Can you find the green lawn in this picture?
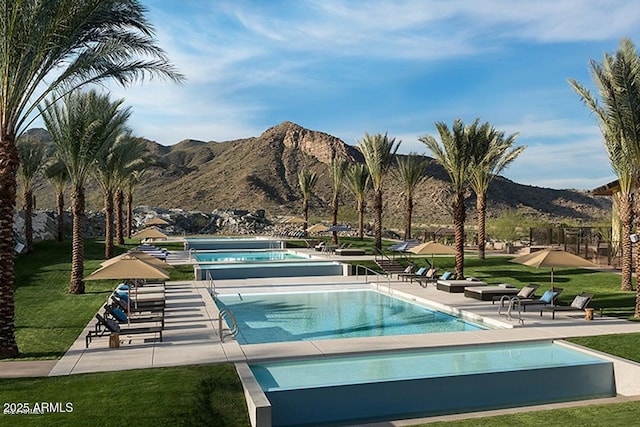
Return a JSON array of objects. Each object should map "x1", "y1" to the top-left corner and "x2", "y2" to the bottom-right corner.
[{"x1": 4, "y1": 237, "x2": 640, "y2": 425}]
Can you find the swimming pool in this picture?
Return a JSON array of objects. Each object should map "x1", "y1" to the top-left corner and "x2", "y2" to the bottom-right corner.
[
  {"x1": 196, "y1": 261, "x2": 345, "y2": 280},
  {"x1": 193, "y1": 250, "x2": 309, "y2": 263},
  {"x1": 184, "y1": 237, "x2": 284, "y2": 250},
  {"x1": 247, "y1": 341, "x2": 615, "y2": 426},
  {"x1": 216, "y1": 289, "x2": 485, "y2": 344}
]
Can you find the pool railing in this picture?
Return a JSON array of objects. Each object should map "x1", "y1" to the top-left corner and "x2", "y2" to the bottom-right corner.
[{"x1": 354, "y1": 264, "x2": 392, "y2": 295}]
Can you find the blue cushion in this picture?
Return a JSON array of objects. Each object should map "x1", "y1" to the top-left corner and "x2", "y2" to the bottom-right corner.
[
  {"x1": 116, "y1": 290, "x2": 129, "y2": 300},
  {"x1": 112, "y1": 307, "x2": 128, "y2": 322},
  {"x1": 118, "y1": 283, "x2": 129, "y2": 291},
  {"x1": 441, "y1": 271, "x2": 452, "y2": 280},
  {"x1": 539, "y1": 290, "x2": 558, "y2": 304},
  {"x1": 415, "y1": 267, "x2": 426, "y2": 275}
]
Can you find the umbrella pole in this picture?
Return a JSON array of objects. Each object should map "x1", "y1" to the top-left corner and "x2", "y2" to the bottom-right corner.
[{"x1": 551, "y1": 267, "x2": 555, "y2": 307}]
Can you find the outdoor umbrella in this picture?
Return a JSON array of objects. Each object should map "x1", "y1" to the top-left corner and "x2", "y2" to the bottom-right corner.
[
  {"x1": 131, "y1": 227, "x2": 168, "y2": 240},
  {"x1": 144, "y1": 217, "x2": 169, "y2": 226},
  {"x1": 408, "y1": 241, "x2": 457, "y2": 268},
  {"x1": 324, "y1": 224, "x2": 352, "y2": 245},
  {"x1": 389, "y1": 240, "x2": 421, "y2": 252},
  {"x1": 306, "y1": 223, "x2": 329, "y2": 233},
  {"x1": 510, "y1": 248, "x2": 596, "y2": 292},
  {"x1": 282, "y1": 216, "x2": 306, "y2": 224},
  {"x1": 101, "y1": 250, "x2": 173, "y2": 270},
  {"x1": 86, "y1": 255, "x2": 170, "y2": 320}
]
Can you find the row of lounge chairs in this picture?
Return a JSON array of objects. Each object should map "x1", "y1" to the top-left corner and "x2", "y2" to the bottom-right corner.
[{"x1": 85, "y1": 283, "x2": 166, "y2": 348}]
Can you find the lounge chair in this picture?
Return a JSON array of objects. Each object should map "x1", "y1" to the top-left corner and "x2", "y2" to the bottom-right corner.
[
  {"x1": 416, "y1": 268, "x2": 439, "y2": 287},
  {"x1": 86, "y1": 313, "x2": 163, "y2": 348},
  {"x1": 398, "y1": 265, "x2": 423, "y2": 281},
  {"x1": 512, "y1": 287, "x2": 564, "y2": 312},
  {"x1": 103, "y1": 304, "x2": 164, "y2": 328},
  {"x1": 492, "y1": 283, "x2": 540, "y2": 305},
  {"x1": 540, "y1": 292, "x2": 594, "y2": 319},
  {"x1": 111, "y1": 294, "x2": 165, "y2": 314}
]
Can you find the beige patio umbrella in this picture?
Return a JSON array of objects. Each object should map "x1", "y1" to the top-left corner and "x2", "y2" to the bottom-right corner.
[
  {"x1": 144, "y1": 217, "x2": 169, "y2": 226},
  {"x1": 307, "y1": 223, "x2": 329, "y2": 233},
  {"x1": 510, "y1": 248, "x2": 597, "y2": 292},
  {"x1": 408, "y1": 241, "x2": 457, "y2": 268},
  {"x1": 101, "y1": 250, "x2": 173, "y2": 270},
  {"x1": 131, "y1": 227, "x2": 168, "y2": 240},
  {"x1": 282, "y1": 216, "x2": 306, "y2": 224},
  {"x1": 86, "y1": 255, "x2": 169, "y2": 321}
]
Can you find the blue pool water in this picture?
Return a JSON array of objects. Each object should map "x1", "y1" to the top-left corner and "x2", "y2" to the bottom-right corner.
[
  {"x1": 216, "y1": 290, "x2": 485, "y2": 344},
  {"x1": 250, "y1": 341, "x2": 616, "y2": 426},
  {"x1": 193, "y1": 250, "x2": 308, "y2": 263},
  {"x1": 185, "y1": 237, "x2": 283, "y2": 250},
  {"x1": 196, "y1": 261, "x2": 344, "y2": 280}
]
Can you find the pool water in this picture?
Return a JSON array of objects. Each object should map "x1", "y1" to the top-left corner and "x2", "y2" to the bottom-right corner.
[
  {"x1": 216, "y1": 289, "x2": 485, "y2": 344},
  {"x1": 193, "y1": 250, "x2": 308, "y2": 263}
]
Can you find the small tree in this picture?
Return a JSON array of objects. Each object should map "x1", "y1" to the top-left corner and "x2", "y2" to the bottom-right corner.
[
  {"x1": 298, "y1": 168, "x2": 318, "y2": 234},
  {"x1": 393, "y1": 153, "x2": 430, "y2": 240},
  {"x1": 344, "y1": 163, "x2": 370, "y2": 240},
  {"x1": 45, "y1": 159, "x2": 68, "y2": 242},
  {"x1": 329, "y1": 158, "x2": 347, "y2": 244}
]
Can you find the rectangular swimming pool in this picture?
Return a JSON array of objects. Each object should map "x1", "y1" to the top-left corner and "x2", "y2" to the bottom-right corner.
[
  {"x1": 216, "y1": 289, "x2": 486, "y2": 344},
  {"x1": 249, "y1": 341, "x2": 615, "y2": 426},
  {"x1": 196, "y1": 261, "x2": 345, "y2": 280},
  {"x1": 185, "y1": 237, "x2": 284, "y2": 250},
  {"x1": 193, "y1": 250, "x2": 309, "y2": 263}
]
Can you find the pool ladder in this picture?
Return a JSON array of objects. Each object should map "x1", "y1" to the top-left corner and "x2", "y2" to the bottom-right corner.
[
  {"x1": 497, "y1": 295, "x2": 524, "y2": 325},
  {"x1": 218, "y1": 308, "x2": 239, "y2": 342}
]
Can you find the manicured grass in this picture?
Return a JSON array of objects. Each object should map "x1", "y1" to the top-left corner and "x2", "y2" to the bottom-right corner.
[
  {"x1": 568, "y1": 333, "x2": 640, "y2": 363},
  {"x1": 0, "y1": 364, "x2": 250, "y2": 426}
]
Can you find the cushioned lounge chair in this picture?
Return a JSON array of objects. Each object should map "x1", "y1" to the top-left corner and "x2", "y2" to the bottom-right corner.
[
  {"x1": 398, "y1": 266, "x2": 424, "y2": 281},
  {"x1": 103, "y1": 304, "x2": 164, "y2": 328},
  {"x1": 513, "y1": 287, "x2": 564, "y2": 312},
  {"x1": 416, "y1": 268, "x2": 439, "y2": 287},
  {"x1": 111, "y1": 294, "x2": 165, "y2": 315},
  {"x1": 86, "y1": 313, "x2": 163, "y2": 348},
  {"x1": 539, "y1": 292, "x2": 594, "y2": 319},
  {"x1": 492, "y1": 283, "x2": 540, "y2": 305}
]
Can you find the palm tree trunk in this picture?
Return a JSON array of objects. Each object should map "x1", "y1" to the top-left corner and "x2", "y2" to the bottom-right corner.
[
  {"x1": 104, "y1": 189, "x2": 114, "y2": 259},
  {"x1": 453, "y1": 191, "x2": 466, "y2": 279},
  {"x1": 0, "y1": 134, "x2": 20, "y2": 358},
  {"x1": 23, "y1": 189, "x2": 33, "y2": 254},
  {"x1": 70, "y1": 185, "x2": 85, "y2": 294},
  {"x1": 115, "y1": 188, "x2": 124, "y2": 245},
  {"x1": 374, "y1": 188, "x2": 383, "y2": 250},
  {"x1": 477, "y1": 193, "x2": 486, "y2": 260},
  {"x1": 302, "y1": 198, "x2": 309, "y2": 237},
  {"x1": 357, "y1": 199, "x2": 364, "y2": 240},
  {"x1": 331, "y1": 195, "x2": 338, "y2": 244},
  {"x1": 126, "y1": 190, "x2": 133, "y2": 239},
  {"x1": 404, "y1": 196, "x2": 413, "y2": 240},
  {"x1": 620, "y1": 194, "x2": 633, "y2": 291},
  {"x1": 56, "y1": 191, "x2": 64, "y2": 242}
]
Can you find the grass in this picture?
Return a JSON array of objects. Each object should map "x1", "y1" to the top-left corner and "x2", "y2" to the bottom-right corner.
[{"x1": 5, "y1": 236, "x2": 640, "y2": 425}]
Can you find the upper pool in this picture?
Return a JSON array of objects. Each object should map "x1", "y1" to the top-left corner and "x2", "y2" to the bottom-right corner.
[
  {"x1": 184, "y1": 237, "x2": 284, "y2": 251},
  {"x1": 193, "y1": 250, "x2": 309, "y2": 263},
  {"x1": 216, "y1": 289, "x2": 485, "y2": 344}
]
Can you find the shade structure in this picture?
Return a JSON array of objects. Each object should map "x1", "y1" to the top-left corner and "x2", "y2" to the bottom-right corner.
[
  {"x1": 408, "y1": 241, "x2": 457, "y2": 268},
  {"x1": 101, "y1": 250, "x2": 173, "y2": 270},
  {"x1": 282, "y1": 216, "x2": 306, "y2": 224},
  {"x1": 307, "y1": 223, "x2": 329, "y2": 233},
  {"x1": 325, "y1": 224, "x2": 351, "y2": 233},
  {"x1": 144, "y1": 217, "x2": 169, "y2": 226},
  {"x1": 131, "y1": 227, "x2": 168, "y2": 240},
  {"x1": 86, "y1": 255, "x2": 170, "y2": 281},
  {"x1": 510, "y1": 248, "x2": 597, "y2": 291}
]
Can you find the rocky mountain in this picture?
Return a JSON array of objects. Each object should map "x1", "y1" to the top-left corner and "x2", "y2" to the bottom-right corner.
[{"x1": 24, "y1": 121, "x2": 611, "y2": 227}]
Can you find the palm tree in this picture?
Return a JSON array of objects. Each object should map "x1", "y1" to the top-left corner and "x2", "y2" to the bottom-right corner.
[
  {"x1": 0, "y1": 0, "x2": 183, "y2": 359},
  {"x1": 45, "y1": 159, "x2": 69, "y2": 242},
  {"x1": 114, "y1": 138, "x2": 148, "y2": 245},
  {"x1": 125, "y1": 169, "x2": 147, "y2": 239},
  {"x1": 330, "y1": 158, "x2": 347, "y2": 244},
  {"x1": 420, "y1": 119, "x2": 478, "y2": 279},
  {"x1": 298, "y1": 168, "x2": 318, "y2": 234},
  {"x1": 41, "y1": 90, "x2": 130, "y2": 294},
  {"x1": 16, "y1": 136, "x2": 49, "y2": 253},
  {"x1": 569, "y1": 38, "x2": 640, "y2": 295},
  {"x1": 393, "y1": 153, "x2": 430, "y2": 240},
  {"x1": 344, "y1": 163, "x2": 370, "y2": 240},
  {"x1": 469, "y1": 126, "x2": 524, "y2": 260},
  {"x1": 356, "y1": 133, "x2": 400, "y2": 250}
]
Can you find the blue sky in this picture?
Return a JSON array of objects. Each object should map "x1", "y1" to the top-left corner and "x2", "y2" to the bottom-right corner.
[{"x1": 103, "y1": 0, "x2": 640, "y2": 190}]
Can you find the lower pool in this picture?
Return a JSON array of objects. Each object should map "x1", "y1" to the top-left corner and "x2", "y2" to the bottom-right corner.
[
  {"x1": 249, "y1": 341, "x2": 615, "y2": 426},
  {"x1": 216, "y1": 289, "x2": 485, "y2": 344}
]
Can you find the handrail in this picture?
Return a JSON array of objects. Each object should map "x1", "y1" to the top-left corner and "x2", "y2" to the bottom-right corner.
[
  {"x1": 354, "y1": 264, "x2": 392, "y2": 295},
  {"x1": 218, "y1": 308, "x2": 239, "y2": 342},
  {"x1": 497, "y1": 295, "x2": 524, "y2": 325},
  {"x1": 189, "y1": 248, "x2": 196, "y2": 262},
  {"x1": 206, "y1": 270, "x2": 217, "y2": 300}
]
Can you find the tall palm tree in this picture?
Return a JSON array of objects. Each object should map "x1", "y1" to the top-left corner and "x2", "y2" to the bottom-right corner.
[
  {"x1": 114, "y1": 137, "x2": 148, "y2": 245},
  {"x1": 469, "y1": 126, "x2": 524, "y2": 260},
  {"x1": 298, "y1": 168, "x2": 318, "y2": 234},
  {"x1": 344, "y1": 163, "x2": 370, "y2": 240},
  {"x1": 569, "y1": 38, "x2": 640, "y2": 295},
  {"x1": 356, "y1": 133, "x2": 400, "y2": 250},
  {"x1": 16, "y1": 136, "x2": 49, "y2": 253},
  {"x1": 330, "y1": 158, "x2": 347, "y2": 244},
  {"x1": 41, "y1": 90, "x2": 130, "y2": 294},
  {"x1": 125, "y1": 169, "x2": 147, "y2": 239},
  {"x1": 0, "y1": 0, "x2": 182, "y2": 359},
  {"x1": 45, "y1": 159, "x2": 69, "y2": 242},
  {"x1": 94, "y1": 127, "x2": 136, "y2": 260},
  {"x1": 393, "y1": 153, "x2": 430, "y2": 240},
  {"x1": 420, "y1": 119, "x2": 478, "y2": 279}
]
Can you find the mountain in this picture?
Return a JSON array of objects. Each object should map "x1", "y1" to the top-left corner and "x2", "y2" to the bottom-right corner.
[{"x1": 25, "y1": 122, "x2": 611, "y2": 226}]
